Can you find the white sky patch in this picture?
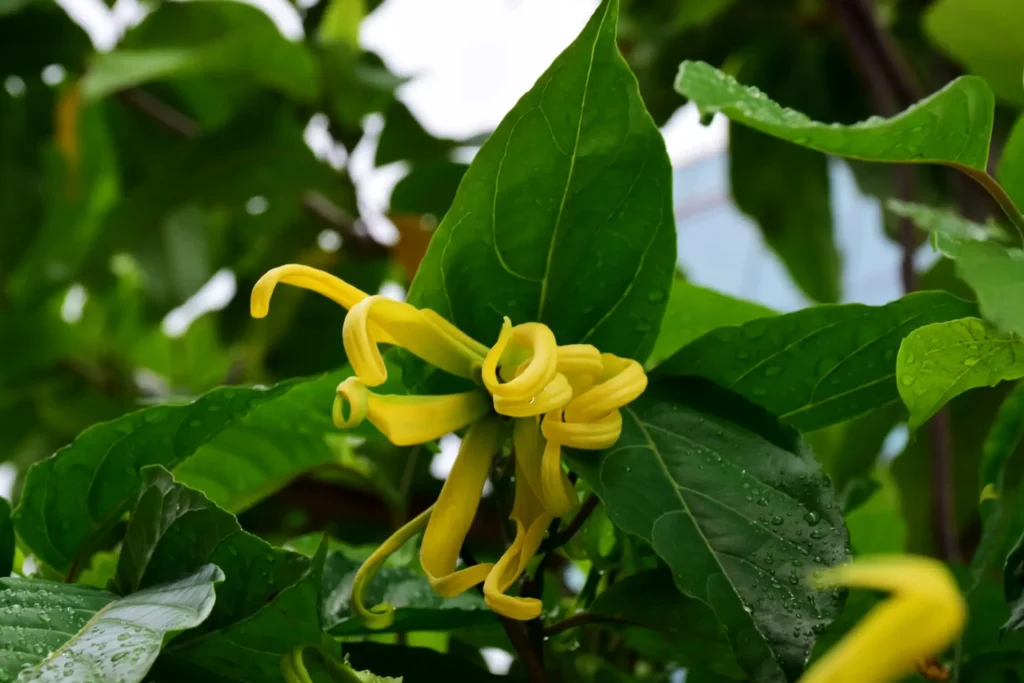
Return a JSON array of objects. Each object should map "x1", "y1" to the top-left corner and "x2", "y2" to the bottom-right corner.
[
  {"x1": 245, "y1": 195, "x2": 269, "y2": 216},
  {"x1": 0, "y1": 463, "x2": 17, "y2": 500},
  {"x1": 480, "y1": 648, "x2": 513, "y2": 676},
  {"x1": 662, "y1": 104, "x2": 728, "y2": 167},
  {"x1": 304, "y1": 113, "x2": 349, "y2": 170},
  {"x1": 429, "y1": 433, "x2": 492, "y2": 497},
  {"x1": 317, "y1": 229, "x2": 343, "y2": 253},
  {"x1": 161, "y1": 268, "x2": 237, "y2": 338},
  {"x1": 563, "y1": 564, "x2": 587, "y2": 593},
  {"x1": 377, "y1": 281, "x2": 406, "y2": 302},
  {"x1": 41, "y1": 64, "x2": 66, "y2": 87},
  {"x1": 879, "y1": 424, "x2": 910, "y2": 465},
  {"x1": 60, "y1": 283, "x2": 88, "y2": 323},
  {"x1": 3, "y1": 76, "x2": 26, "y2": 98}
]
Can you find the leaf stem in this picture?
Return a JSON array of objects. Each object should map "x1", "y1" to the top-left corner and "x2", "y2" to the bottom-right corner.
[
  {"x1": 961, "y1": 168, "x2": 1024, "y2": 242},
  {"x1": 543, "y1": 612, "x2": 632, "y2": 637},
  {"x1": 538, "y1": 494, "x2": 600, "y2": 553}
]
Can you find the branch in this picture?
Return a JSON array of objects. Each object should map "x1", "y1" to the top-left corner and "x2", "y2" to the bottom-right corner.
[
  {"x1": 539, "y1": 494, "x2": 600, "y2": 553},
  {"x1": 543, "y1": 612, "x2": 632, "y2": 637}
]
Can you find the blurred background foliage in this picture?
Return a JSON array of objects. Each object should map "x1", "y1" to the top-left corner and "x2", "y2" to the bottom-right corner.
[{"x1": 1, "y1": 0, "x2": 1024, "y2": 677}]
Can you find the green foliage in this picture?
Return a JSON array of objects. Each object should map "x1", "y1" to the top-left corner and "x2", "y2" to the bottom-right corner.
[
  {"x1": 656, "y1": 291, "x2": 975, "y2": 431},
  {"x1": 569, "y1": 381, "x2": 849, "y2": 682},
  {"x1": 6, "y1": 0, "x2": 1024, "y2": 679},
  {"x1": 676, "y1": 61, "x2": 994, "y2": 171},
  {"x1": 408, "y1": 0, "x2": 676, "y2": 363},
  {"x1": 0, "y1": 565, "x2": 222, "y2": 682},
  {"x1": 897, "y1": 318, "x2": 1024, "y2": 428}
]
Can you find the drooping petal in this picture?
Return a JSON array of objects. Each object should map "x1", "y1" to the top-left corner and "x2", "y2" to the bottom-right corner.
[
  {"x1": 800, "y1": 556, "x2": 965, "y2": 683},
  {"x1": 252, "y1": 264, "x2": 370, "y2": 319},
  {"x1": 482, "y1": 318, "x2": 558, "y2": 403},
  {"x1": 350, "y1": 507, "x2": 433, "y2": 629},
  {"x1": 421, "y1": 416, "x2": 505, "y2": 597},
  {"x1": 538, "y1": 413, "x2": 578, "y2": 517},
  {"x1": 344, "y1": 295, "x2": 486, "y2": 385},
  {"x1": 483, "y1": 433, "x2": 552, "y2": 620},
  {"x1": 334, "y1": 376, "x2": 488, "y2": 446}
]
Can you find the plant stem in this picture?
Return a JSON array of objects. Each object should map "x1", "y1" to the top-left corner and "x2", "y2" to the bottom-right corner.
[
  {"x1": 929, "y1": 408, "x2": 963, "y2": 562},
  {"x1": 543, "y1": 612, "x2": 632, "y2": 637},
  {"x1": 539, "y1": 494, "x2": 600, "y2": 553},
  {"x1": 961, "y1": 167, "x2": 1024, "y2": 242}
]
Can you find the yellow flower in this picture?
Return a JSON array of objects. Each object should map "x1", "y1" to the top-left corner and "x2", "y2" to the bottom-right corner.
[
  {"x1": 252, "y1": 264, "x2": 648, "y2": 624},
  {"x1": 801, "y1": 556, "x2": 965, "y2": 683}
]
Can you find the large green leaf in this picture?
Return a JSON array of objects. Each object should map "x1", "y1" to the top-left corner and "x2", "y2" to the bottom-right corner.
[
  {"x1": 81, "y1": 1, "x2": 317, "y2": 102},
  {"x1": 569, "y1": 381, "x2": 850, "y2": 682},
  {"x1": 1005, "y1": 533, "x2": 1024, "y2": 632},
  {"x1": 953, "y1": 241, "x2": 1024, "y2": 338},
  {"x1": 730, "y1": 123, "x2": 838, "y2": 304},
  {"x1": 897, "y1": 318, "x2": 1024, "y2": 428},
  {"x1": 322, "y1": 544, "x2": 493, "y2": 635},
  {"x1": 655, "y1": 291, "x2": 976, "y2": 432},
  {"x1": 0, "y1": 565, "x2": 222, "y2": 682},
  {"x1": 0, "y1": 498, "x2": 12, "y2": 578},
  {"x1": 587, "y1": 568, "x2": 744, "y2": 678},
  {"x1": 675, "y1": 61, "x2": 994, "y2": 172},
  {"x1": 113, "y1": 467, "x2": 309, "y2": 628},
  {"x1": 408, "y1": 0, "x2": 676, "y2": 362},
  {"x1": 925, "y1": 0, "x2": 1024, "y2": 106},
  {"x1": 342, "y1": 643, "x2": 505, "y2": 683},
  {"x1": 13, "y1": 367, "x2": 369, "y2": 574},
  {"x1": 1001, "y1": 117, "x2": 1024, "y2": 209},
  {"x1": 157, "y1": 545, "x2": 328, "y2": 682},
  {"x1": 646, "y1": 279, "x2": 775, "y2": 370}
]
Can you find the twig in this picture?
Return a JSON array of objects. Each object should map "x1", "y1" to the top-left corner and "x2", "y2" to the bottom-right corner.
[
  {"x1": 542, "y1": 612, "x2": 632, "y2": 637},
  {"x1": 929, "y1": 408, "x2": 962, "y2": 562},
  {"x1": 539, "y1": 494, "x2": 600, "y2": 553}
]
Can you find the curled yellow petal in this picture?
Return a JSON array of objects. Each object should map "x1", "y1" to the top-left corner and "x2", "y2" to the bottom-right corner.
[
  {"x1": 801, "y1": 556, "x2": 965, "y2": 683},
  {"x1": 344, "y1": 296, "x2": 486, "y2": 386},
  {"x1": 351, "y1": 507, "x2": 432, "y2": 630},
  {"x1": 334, "y1": 376, "x2": 488, "y2": 446},
  {"x1": 492, "y1": 372, "x2": 573, "y2": 418},
  {"x1": 513, "y1": 417, "x2": 545, "y2": 498},
  {"x1": 421, "y1": 416, "x2": 504, "y2": 597},
  {"x1": 484, "y1": 438, "x2": 551, "y2": 620},
  {"x1": 482, "y1": 318, "x2": 558, "y2": 401},
  {"x1": 542, "y1": 409, "x2": 622, "y2": 450},
  {"x1": 251, "y1": 264, "x2": 370, "y2": 319},
  {"x1": 564, "y1": 355, "x2": 647, "y2": 423}
]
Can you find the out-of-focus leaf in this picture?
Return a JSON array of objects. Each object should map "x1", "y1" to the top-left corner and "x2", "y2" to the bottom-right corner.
[
  {"x1": 0, "y1": 498, "x2": 12, "y2": 578},
  {"x1": 321, "y1": 542, "x2": 493, "y2": 635},
  {"x1": 655, "y1": 291, "x2": 976, "y2": 432},
  {"x1": 887, "y1": 199, "x2": 1005, "y2": 245},
  {"x1": 342, "y1": 643, "x2": 506, "y2": 683},
  {"x1": 376, "y1": 101, "x2": 455, "y2": 167},
  {"x1": 13, "y1": 365, "x2": 384, "y2": 574},
  {"x1": 389, "y1": 161, "x2": 468, "y2": 219},
  {"x1": 844, "y1": 470, "x2": 906, "y2": 554},
  {"x1": 1001, "y1": 116, "x2": 1024, "y2": 209},
  {"x1": 409, "y1": 0, "x2": 676, "y2": 363},
  {"x1": 806, "y1": 403, "x2": 904, "y2": 494},
  {"x1": 647, "y1": 279, "x2": 775, "y2": 371},
  {"x1": 0, "y1": 565, "x2": 222, "y2": 682},
  {"x1": 569, "y1": 380, "x2": 850, "y2": 682},
  {"x1": 588, "y1": 568, "x2": 744, "y2": 677},
  {"x1": 676, "y1": 61, "x2": 994, "y2": 172},
  {"x1": 897, "y1": 318, "x2": 1024, "y2": 428},
  {"x1": 925, "y1": 0, "x2": 1024, "y2": 106},
  {"x1": 730, "y1": 125, "x2": 837, "y2": 304},
  {"x1": 82, "y1": 1, "x2": 318, "y2": 102},
  {"x1": 319, "y1": 0, "x2": 366, "y2": 48}
]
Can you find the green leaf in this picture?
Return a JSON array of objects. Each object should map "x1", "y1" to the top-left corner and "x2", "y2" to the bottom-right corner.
[
  {"x1": 1005, "y1": 533, "x2": 1024, "y2": 632},
  {"x1": 408, "y1": 0, "x2": 676, "y2": 362},
  {"x1": 897, "y1": 318, "x2": 1024, "y2": 428},
  {"x1": 887, "y1": 199, "x2": 1004, "y2": 245},
  {"x1": 568, "y1": 381, "x2": 850, "y2": 682},
  {"x1": 0, "y1": 564, "x2": 222, "y2": 682},
  {"x1": 376, "y1": 101, "x2": 455, "y2": 167},
  {"x1": 587, "y1": 567, "x2": 744, "y2": 678},
  {"x1": 158, "y1": 543, "x2": 328, "y2": 682},
  {"x1": 646, "y1": 279, "x2": 775, "y2": 370},
  {"x1": 113, "y1": 467, "x2": 310, "y2": 627},
  {"x1": 318, "y1": 0, "x2": 366, "y2": 48},
  {"x1": 13, "y1": 367, "x2": 371, "y2": 574},
  {"x1": 389, "y1": 161, "x2": 468, "y2": 219},
  {"x1": 322, "y1": 544, "x2": 493, "y2": 635},
  {"x1": 81, "y1": 1, "x2": 318, "y2": 102},
  {"x1": 730, "y1": 124, "x2": 838, "y2": 303},
  {"x1": 675, "y1": 61, "x2": 994, "y2": 172},
  {"x1": 0, "y1": 497, "x2": 12, "y2": 578},
  {"x1": 925, "y1": 0, "x2": 1024, "y2": 106},
  {"x1": 955, "y1": 239, "x2": 1024, "y2": 339},
  {"x1": 1001, "y1": 116, "x2": 1024, "y2": 209},
  {"x1": 342, "y1": 643, "x2": 506, "y2": 683},
  {"x1": 655, "y1": 291, "x2": 976, "y2": 432}
]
